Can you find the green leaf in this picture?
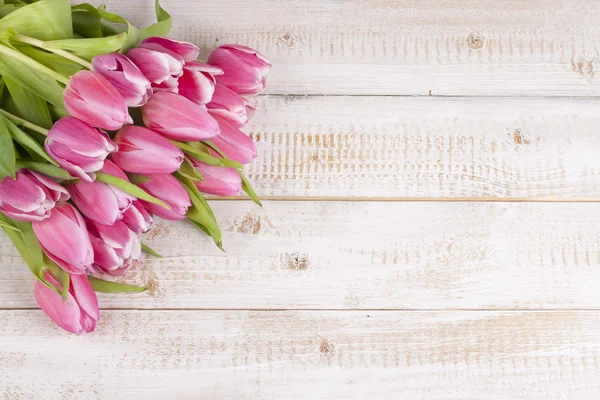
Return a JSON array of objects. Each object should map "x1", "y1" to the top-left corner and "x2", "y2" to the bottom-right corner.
[
  {"x1": 141, "y1": 243, "x2": 162, "y2": 258},
  {"x1": 96, "y1": 5, "x2": 139, "y2": 52},
  {"x1": 0, "y1": 218, "x2": 20, "y2": 232},
  {"x1": 44, "y1": 33, "x2": 127, "y2": 61},
  {"x1": 4, "y1": 117, "x2": 57, "y2": 166},
  {"x1": 88, "y1": 276, "x2": 146, "y2": 293},
  {"x1": 0, "y1": 115, "x2": 16, "y2": 180},
  {"x1": 15, "y1": 160, "x2": 72, "y2": 180},
  {"x1": 178, "y1": 156, "x2": 203, "y2": 182},
  {"x1": 71, "y1": 3, "x2": 102, "y2": 38},
  {"x1": 138, "y1": 0, "x2": 172, "y2": 41},
  {"x1": 173, "y1": 140, "x2": 242, "y2": 169},
  {"x1": 16, "y1": 44, "x2": 82, "y2": 78},
  {"x1": 44, "y1": 255, "x2": 70, "y2": 301},
  {"x1": 240, "y1": 171, "x2": 262, "y2": 207},
  {"x1": 0, "y1": 0, "x2": 73, "y2": 40},
  {"x1": 0, "y1": 5, "x2": 19, "y2": 19},
  {"x1": 3, "y1": 76, "x2": 52, "y2": 129},
  {"x1": 95, "y1": 172, "x2": 170, "y2": 210},
  {"x1": 125, "y1": 173, "x2": 151, "y2": 185}
]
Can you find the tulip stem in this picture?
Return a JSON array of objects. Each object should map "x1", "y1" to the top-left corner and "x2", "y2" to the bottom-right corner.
[
  {"x1": 10, "y1": 34, "x2": 94, "y2": 70},
  {"x1": 0, "y1": 43, "x2": 70, "y2": 85},
  {"x1": 0, "y1": 108, "x2": 49, "y2": 136}
]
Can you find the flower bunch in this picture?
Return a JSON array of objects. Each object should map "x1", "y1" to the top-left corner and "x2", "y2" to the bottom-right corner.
[{"x1": 0, "y1": 0, "x2": 270, "y2": 333}]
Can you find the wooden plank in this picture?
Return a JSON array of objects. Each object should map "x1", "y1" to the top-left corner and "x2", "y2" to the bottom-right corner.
[
  {"x1": 244, "y1": 96, "x2": 600, "y2": 198},
  {"x1": 96, "y1": 0, "x2": 600, "y2": 96},
  {"x1": 2, "y1": 201, "x2": 600, "y2": 310},
  {"x1": 1, "y1": 310, "x2": 600, "y2": 399}
]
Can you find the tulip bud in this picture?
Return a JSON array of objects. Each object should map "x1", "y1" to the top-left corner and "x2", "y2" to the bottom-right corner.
[
  {"x1": 178, "y1": 62, "x2": 223, "y2": 105},
  {"x1": 0, "y1": 169, "x2": 69, "y2": 222},
  {"x1": 64, "y1": 70, "x2": 132, "y2": 130},
  {"x1": 32, "y1": 203, "x2": 94, "y2": 274},
  {"x1": 142, "y1": 92, "x2": 220, "y2": 141},
  {"x1": 87, "y1": 219, "x2": 141, "y2": 276},
  {"x1": 140, "y1": 37, "x2": 200, "y2": 63},
  {"x1": 138, "y1": 174, "x2": 191, "y2": 220},
  {"x1": 207, "y1": 44, "x2": 271, "y2": 95},
  {"x1": 211, "y1": 115, "x2": 257, "y2": 164},
  {"x1": 67, "y1": 160, "x2": 135, "y2": 226},
  {"x1": 35, "y1": 272, "x2": 99, "y2": 334},
  {"x1": 206, "y1": 83, "x2": 251, "y2": 127},
  {"x1": 92, "y1": 52, "x2": 153, "y2": 107},
  {"x1": 122, "y1": 200, "x2": 153, "y2": 234},
  {"x1": 112, "y1": 125, "x2": 184, "y2": 175},
  {"x1": 45, "y1": 117, "x2": 117, "y2": 182},
  {"x1": 191, "y1": 158, "x2": 242, "y2": 196},
  {"x1": 128, "y1": 47, "x2": 183, "y2": 90}
]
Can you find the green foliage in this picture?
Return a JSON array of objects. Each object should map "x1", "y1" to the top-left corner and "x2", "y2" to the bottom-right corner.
[
  {"x1": 0, "y1": 0, "x2": 72, "y2": 40},
  {"x1": 88, "y1": 276, "x2": 146, "y2": 293}
]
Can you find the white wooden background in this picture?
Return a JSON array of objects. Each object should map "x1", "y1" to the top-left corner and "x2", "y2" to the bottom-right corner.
[{"x1": 2, "y1": 0, "x2": 600, "y2": 398}]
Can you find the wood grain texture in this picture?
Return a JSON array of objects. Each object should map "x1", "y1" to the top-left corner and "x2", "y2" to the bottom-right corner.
[
  {"x1": 242, "y1": 96, "x2": 600, "y2": 198},
  {"x1": 2, "y1": 201, "x2": 600, "y2": 310},
  {"x1": 91, "y1": 0, "x2": 600, "y2": 96},
  {"x1": 2, "y1": 310, "x2": 600, "y2": 399}
]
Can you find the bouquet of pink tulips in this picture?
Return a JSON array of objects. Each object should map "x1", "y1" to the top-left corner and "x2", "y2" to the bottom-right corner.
[{"x1": 0, "y1": 0, "x2": 270, "y2": 333}]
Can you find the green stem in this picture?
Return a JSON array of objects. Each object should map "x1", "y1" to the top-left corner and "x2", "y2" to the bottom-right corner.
[
  {"x1": 0, "y1": 43, "x2": 70, "y2": 85},
  {"x1": 10, "y1": 34, "x2": 93, "y2": 70},
  {"x1": 0, "y1": 108, "x2": 49, "y2": 136}
]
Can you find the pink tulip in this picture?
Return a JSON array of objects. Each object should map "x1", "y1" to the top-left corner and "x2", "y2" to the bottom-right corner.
[
  {"x1": 64, "y1": 70, "x2": 132, "y2": 130},
  {"x1": 191, "y1": 159, "x2": 242, "y2": 196},
  {"x1": 211, "y1": 115, "x2": 256, "y2": 164},
  {"x1": 87, "y1": 219, "x2": 141, "y2": 276},
  {"x1": 178, "y1": 62, "x2": 223, "y2": 105},
  {"x1": 35, "y1": 272, "x2": 99, "y2": 334},
  {"x1": 112, "y1": 125, "x2": 184, "y2": 174},
  {"x1": 92, "y1": 52, "x2": 153, "y2": 107},
  {"x1": 138, "y1": 174, "x2": 191, "y2": 220},
  {"x1": 32, "y1": 203, "x2": 94, "y2": 274},
  {"x1": 67, "y1": 160, "x2": 135, "y2": 225},
  {"x1": 140, "y1": 37, "x2": 200, "y2": 63},
  {"x1": 206, "y1": 83, "x2": 251, "y2": 127},
  {"x1": 122, "y1": 200, "x2": 153, "y2": 234},
  {"x1": 45, "y1": 117, "x2": 117, "y2": 182},
  {"x1": 128, "y1": 47, "x2": 183, "y2": 89},
  {"x1": 207, "y1": 44, "x2": 271, "y2": 95},
  {"x1": 0, "y1": 170, "x2": 69, "y2": 222},
  {"x1": 142, "y1": 92, "x2": 220, "y2": 141}
]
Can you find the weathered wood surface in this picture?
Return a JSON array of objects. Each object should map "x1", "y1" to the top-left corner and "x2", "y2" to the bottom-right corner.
[{"x1": 96, "y1": 0, "x2": 600, "y2": 96}]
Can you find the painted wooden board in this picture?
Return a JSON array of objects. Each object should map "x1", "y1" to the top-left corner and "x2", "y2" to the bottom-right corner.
[
  {"x1": 241, "y1": 96, "x2": 600, "y2": 198},
  {"x1": 2, "y1": 201, "x2": 600, "y2": 310},
  {"x1": 2, "y1": 310, "x2": 600, "y2": 399},
  {"x1": 95, "y1": 0, "x2": 600, "y2": 96}
]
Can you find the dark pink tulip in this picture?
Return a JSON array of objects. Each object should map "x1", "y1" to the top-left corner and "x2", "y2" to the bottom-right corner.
[
  {"x1": 140, "y1": 37, "x2": 200, "y2": 63},
  {"x1": 112, "y1": 125, "x2": 184, "y2": 175},
  {"x1": 138, "y1": 174, "x2": 191, "y2": 220},
  {"x1": 142, "y1": 92, "x2": 220, "y2": 141},
  {"x1": 178, "y1": 62, "x2": 223, "y2": 105},
  {"x1": 87, "y1": 219, "x2": 141, "y2": 277},
  {"x1": 211, "y1": 116, "x2": 256, "y2": 164},
  {"x1": 191, "y1": 159, "x2": 242, "y2": 196},
  {"x1": 122, "y1": 200, "x2": 153, "y2": 234},
  {"x1": 32, "y1": 203, "x2": 94, "y2": 274},
  {"x1": 67, "y1": 160, "x2": 135, "y2": 225},
  {"x1": 0, "y1": 170, "x2": 69, "y2": 222},
  {"x1": 207, "y1": 44, "x2": 271, "y2": 95},
  {"x1": 92, "y1": 52, "x2": 153, "y2": 107},
  {"x1": 35, "y1": 272, "x2": 99, "y2": 334},
  {"x1": 128, "y1": 47, "x2": 183, "y2": 89},
  {"x1": 64, "y1": 70, "x2": 132, "y2": 130},
  {"x1": 45, "y1": 117, "x2": 117, "y2": 182},
  {"x1": 206, "y1": 83, "x2": 250, "y2": 127}
]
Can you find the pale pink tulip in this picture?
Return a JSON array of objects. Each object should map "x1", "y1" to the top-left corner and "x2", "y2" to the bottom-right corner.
[
  {"x1": 140, "y1": 37, "x2": 200, "y2": 63},
  {"x1": 211, "y1": 115, "x2": 256, "y2": 164},
  {"x1": 32, "y1": 203, "x2": 94, "y2": 274},
  {"x1": 178, "y1": 62, "x2": 223, "y2": 105},
  {"x1": 64, "y1": 70, "x2": 132, "y2": 130},
  {"x1": 206, "y1": 83, "x2": 250, "y2": 127},
  {"x1": 128, "y1": 47, "x2": 183, "y2": 89},
  {"x1": 87, "y1": 219, "x2": 141, "y2": 276},
  {"x1": 45, "y1": 117, "x2": 117, "y2": 182},
  {"x1": 67, "y1": 160, "x2": 135, "y2": 225},
  {"x1": 142, "y1": 92, "x2": 220, "y2": 141},
  {"x1": 122, "y1": 200, "x2": 153, "y2": 234},
  {"x1": 0, "y1": 170, "x2": 69, "y2": 222},
  {"x1": 35, "y1": 272, "x2": 99, "y2": 334},
  {"x1": 207, "y1": 44, "x2": 271, "y2": 95},
  {"x1": 138, "y1": 174, "x2": 191, "y2": 220},
  {"x1": 112, "y1": 125, "x2": 184, "y2": 174},
  {"x1": 92, "y1": 52, "x2": 153, "y2": 107},
  {"x1": 191, "y1": 159, "x2": 242, "y2": 196}
]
